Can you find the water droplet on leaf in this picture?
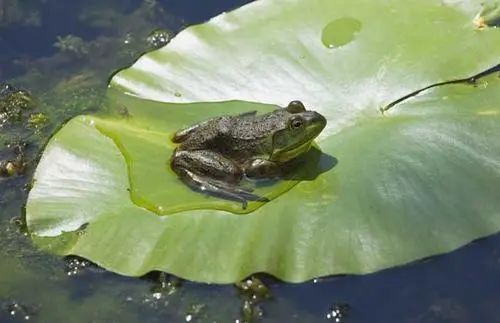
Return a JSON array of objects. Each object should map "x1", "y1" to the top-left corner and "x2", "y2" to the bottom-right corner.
[{"x1": 322, "y1": 17, "x2": 362, "y2": 49}]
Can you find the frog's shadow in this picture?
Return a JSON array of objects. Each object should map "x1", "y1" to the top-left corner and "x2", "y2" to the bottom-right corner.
[
  {"x1": 282, "y1": 146, "x2": 337, "y2": 181},
  {"x1": 254, "y1": 147, "x2": 337, "y2": 188}
]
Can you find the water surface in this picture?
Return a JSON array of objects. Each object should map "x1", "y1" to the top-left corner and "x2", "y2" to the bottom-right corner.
[{"x1": 1, "y1": 1, "x2": 499, "y2": 322}]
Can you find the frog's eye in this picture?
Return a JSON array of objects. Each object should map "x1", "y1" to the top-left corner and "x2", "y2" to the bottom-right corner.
[
  {"x1": 289, "y1": 116, "x2": 304, "y2": 129},
  {"x1": 287, "y1": 100, "x2": 306, "y2": 113}
]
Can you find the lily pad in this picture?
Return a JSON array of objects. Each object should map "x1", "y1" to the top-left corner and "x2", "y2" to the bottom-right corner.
[
  {"x1": 27, "y1": 0, "x2": 500, "y2": 283},
  {"x1": 95, "y1": 98, "x2": 316, "y2": 215}
]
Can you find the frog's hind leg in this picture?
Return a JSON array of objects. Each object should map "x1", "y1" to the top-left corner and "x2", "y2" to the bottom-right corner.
[
  {"x1": 171, "y1": 150, "x2": 269, "y2": 209},
  {"x1": 176, "y1": 168, "x2": 266, "y2": 209}
]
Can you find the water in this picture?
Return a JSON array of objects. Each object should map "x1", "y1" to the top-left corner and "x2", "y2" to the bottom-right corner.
[
  {"x1": 321, "y1": 18, "x2": 362, "y2": 49},
  {"x1": 1, "y1": 0, "x2": 500, "y2": 322}
]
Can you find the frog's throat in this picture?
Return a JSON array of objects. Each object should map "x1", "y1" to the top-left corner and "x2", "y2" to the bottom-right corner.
[{"x1": 270, "y1": 141, "x2": 313, "y2": 163}]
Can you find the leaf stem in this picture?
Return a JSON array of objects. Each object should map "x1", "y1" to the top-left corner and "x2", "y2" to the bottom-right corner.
[{"x1": 381, "y1": 63, "x2": 500, "y2": 113}]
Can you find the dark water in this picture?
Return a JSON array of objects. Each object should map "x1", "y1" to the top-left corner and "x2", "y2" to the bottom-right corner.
[{"x1": 1, "y1": 1, "x2": 500, "y2": 322}]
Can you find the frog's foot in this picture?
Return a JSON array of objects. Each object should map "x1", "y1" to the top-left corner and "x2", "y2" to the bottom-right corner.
[{"x1": 176, "y1": 168, "x2": 269, "y2": 209}]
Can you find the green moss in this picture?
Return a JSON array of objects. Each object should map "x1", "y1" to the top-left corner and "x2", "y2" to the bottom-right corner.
[
  {"x1": 0, "y1": 89, "x2": 33, "y2": 112},
  {"x1": 28, "y1": 113, "x2": 48, "y2": 129},
  {"x1": 0, "y1": 85, "x2": 34, "y2": 124}
]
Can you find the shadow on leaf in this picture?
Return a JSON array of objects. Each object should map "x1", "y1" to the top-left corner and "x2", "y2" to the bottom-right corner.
[{"x1": 282, "y1": 146, "x2": 337, "y2": 181}]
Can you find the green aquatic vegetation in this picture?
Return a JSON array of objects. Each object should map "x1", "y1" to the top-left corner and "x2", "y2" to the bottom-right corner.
[
  {"x1": 0, "y1": 142, "x2": 27, "y2": 177},
  {"x1": 79, "y1": 0, "x2": 179, "y2": 35},
  {"x1": 0, "y1": 86, "x2": 34, "y2": 125},
  {"x1": 26, "y1": 0, "x2": 500, "y2": 284},
  {"x1": 235, "y1": 277, "x2": 271, "y2": 300},
  {"x1": 28, "y1": 112, "x2": 48, "y2": 129},
  {"x1": 0, "y1": 160, "x2": 16, "y2": 177},
  {"x1": 0, "y1": 84, "x2": 53, "y2": 165},
  {"x1": 12, "y1": 0, "x2": 177, "y2": 94},
  {"x1": 1, "y1": 0, "x2": 176, "y2": 180},
  {"x1": 54, "y1": 35, "x2": 90, "y2": 58},
  {"x1": 236, "y1": 276, "x2": 270, "y2": 322},
  {"x1": 5, "y1": 0, "x2": 177, "y2": 149}
]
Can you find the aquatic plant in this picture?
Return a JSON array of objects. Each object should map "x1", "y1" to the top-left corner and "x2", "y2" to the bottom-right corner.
[{"x1": 26, "y1": 0, "x2": 500, "y2": 283}]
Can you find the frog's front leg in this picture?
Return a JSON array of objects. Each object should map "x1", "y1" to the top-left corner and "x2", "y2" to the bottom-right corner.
[
  {"x1": 171, "y1": 150, "x2": 269, "y2": 209},
  {"x1": 244, "y1": 158, "x2": 282, "y2": 179}
]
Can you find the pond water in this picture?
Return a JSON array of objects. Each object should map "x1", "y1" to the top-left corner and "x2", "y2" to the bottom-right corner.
[{"x1": 1, "y1": 0, "x2": 500, "y2": 322}]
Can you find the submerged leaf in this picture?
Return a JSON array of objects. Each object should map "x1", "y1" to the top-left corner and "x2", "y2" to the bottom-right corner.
[{"x1": 27, "y1": 0, "x2": 500, "y2": 283}]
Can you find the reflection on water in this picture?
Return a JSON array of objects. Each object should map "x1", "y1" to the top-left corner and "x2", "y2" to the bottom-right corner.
[{"x1": 1, "y1": 0, "x2": 500, "y2": 322}]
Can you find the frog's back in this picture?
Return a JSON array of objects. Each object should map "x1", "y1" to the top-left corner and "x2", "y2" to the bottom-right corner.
[
  {"x1": 175, "y1": 110, "x2": 287, "y2": 159},
  {"x1": 175, "y1": 116, "x2": 232, "y2": 150},
  {"x1": 226, "y1": 110, "x2": 288, "y2": 158},
  {"x1": 230, "y1": 110, "x2": 287, "y2": 140}
]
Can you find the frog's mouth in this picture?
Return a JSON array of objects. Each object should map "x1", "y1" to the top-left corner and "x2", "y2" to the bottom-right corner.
[
  {"x1": 269, "y1": 111, "x2": 326, "y2": 162},
  {"x1": 270, "y1": 140, "x2": 313, "y2": 163}
]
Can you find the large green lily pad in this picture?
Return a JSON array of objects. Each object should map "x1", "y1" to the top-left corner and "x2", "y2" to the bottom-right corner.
[{"x1": 26, "y1": 0, "x2": 500, "y2": 283}]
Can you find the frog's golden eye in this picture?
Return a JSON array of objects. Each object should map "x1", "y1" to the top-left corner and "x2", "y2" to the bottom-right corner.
[
  {"x1": 289, "y1": 116, "x2": 304, "y2": 129},
  {"x1": 287, "y1": 100, "x2": 306, "y2": 113}
]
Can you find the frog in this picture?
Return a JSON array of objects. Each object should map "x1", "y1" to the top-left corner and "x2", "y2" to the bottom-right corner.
[{"x1": 170, "y1": 100, "x2": 327, "y2": 209}]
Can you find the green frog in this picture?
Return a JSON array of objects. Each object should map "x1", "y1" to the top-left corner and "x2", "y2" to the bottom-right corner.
[{"x1": 170, "y1": 101, "x2": 327, "y2": 209}]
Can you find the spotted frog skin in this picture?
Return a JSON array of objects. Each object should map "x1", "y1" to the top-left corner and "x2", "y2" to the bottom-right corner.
[{"x1": 170, "y1": 101, "x2": 327, "y2": 208}]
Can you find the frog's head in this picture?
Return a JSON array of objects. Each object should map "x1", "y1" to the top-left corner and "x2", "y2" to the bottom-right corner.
[{"x1": 270, "y1": 101, "x2": 327, "y2": 163}]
